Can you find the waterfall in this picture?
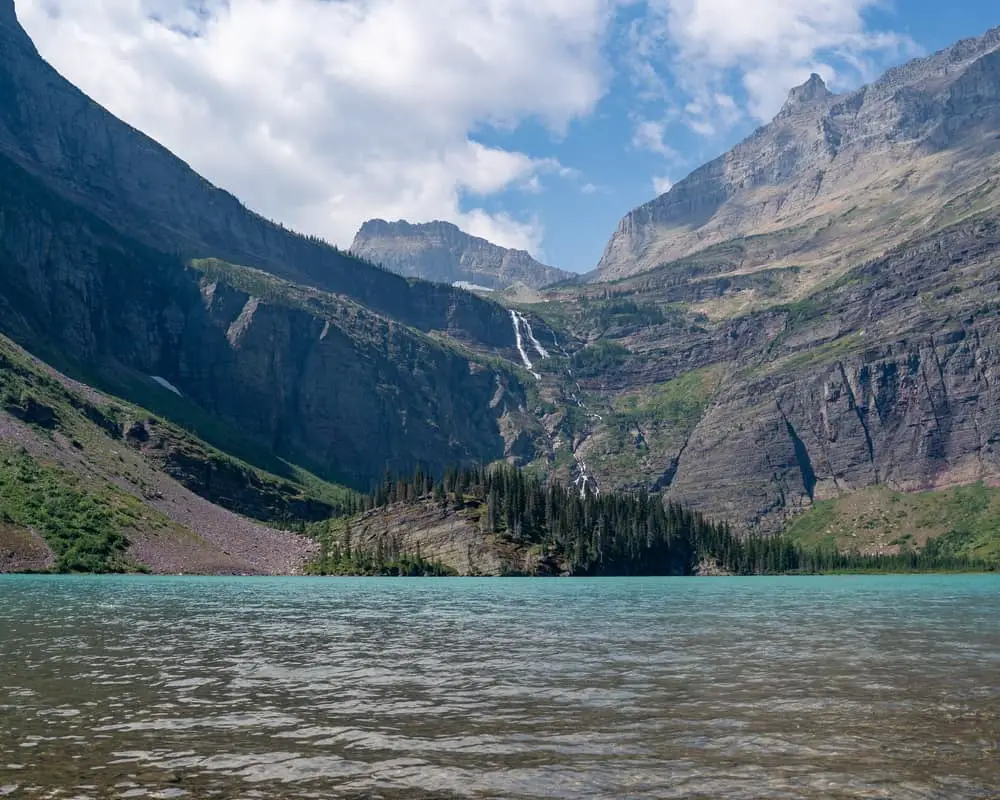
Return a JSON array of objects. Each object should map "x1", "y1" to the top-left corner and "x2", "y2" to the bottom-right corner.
[
  {"x1": 516, "y1": 311, "x2": 549, "y2": 359},
  {"x1": 510, "y1": 310, "x2": 540, "y2": 380}
]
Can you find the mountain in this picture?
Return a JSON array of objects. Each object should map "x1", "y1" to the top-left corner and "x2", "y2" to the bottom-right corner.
[
  {"x1": 351, "y1": 219, "x2": 572, "y2": 290},
  {"x1": 0, "y1": 0, "x2": 546, "y2": 492},
  {"x1": 593, "y1": 28, "x2": 1000, "y2": 283},
  {"x1": 512, "y1": 28, "x2": 1000, "y2": 535},
  {"x1": 1, "y1": 0, "x2": 999, "y2": 566}
]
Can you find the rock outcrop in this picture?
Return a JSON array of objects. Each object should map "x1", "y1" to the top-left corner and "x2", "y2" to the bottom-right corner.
[{"x1": 351, "y1": 219, "x2": 572, "y2": 290}]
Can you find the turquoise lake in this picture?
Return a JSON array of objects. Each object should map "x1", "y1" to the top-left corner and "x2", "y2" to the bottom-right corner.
[{"x1": 1, "y1": 575, "x2": 998, "y2": 798}]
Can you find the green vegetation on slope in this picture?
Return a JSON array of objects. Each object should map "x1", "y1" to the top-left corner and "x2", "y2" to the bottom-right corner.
[
  {"x1": 0, "y1": 334, "x2": 357, "y2": 525},
  {"x1": 570, "y1": 341, "x2": 631, "y2": 377},
  {"x1": 306, "y1": 518, "x2": 456, "y2": 577},
  {"x1": 0, "y1": 445, "x2": 156, "y2": 573},
  {"x1": 784, "y1": 483, "x2": 1000, "y2": 563},
  {"x1": 613, "y1": 366, "x2": 721, "y2": 428}
]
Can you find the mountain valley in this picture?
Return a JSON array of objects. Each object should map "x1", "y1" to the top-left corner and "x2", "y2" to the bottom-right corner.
[{"x1": 0, "y1": 0, "x2": 999, "y2": 572}]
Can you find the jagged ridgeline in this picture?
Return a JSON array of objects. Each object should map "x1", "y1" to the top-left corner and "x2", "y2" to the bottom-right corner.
[{"x1": 307, "y1": 464, "x2": 997, "y2": 577}]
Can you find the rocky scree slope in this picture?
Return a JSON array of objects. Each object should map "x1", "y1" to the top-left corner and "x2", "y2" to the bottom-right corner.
[
  {"x1": 0, "y1": 333, "x2": 328, "y2": 574},
  {"x1": 351, "y1": 219, "x2": 572, "y2": 290},
  {"x1": 594, "y1": 28, "x2": 1000, "y2": 290}
]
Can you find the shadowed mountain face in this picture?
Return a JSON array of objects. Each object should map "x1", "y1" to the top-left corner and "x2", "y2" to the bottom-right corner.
[
  {"x1": 0, "y1": 0, "x2": 516, "y2": 345},
  {"x1": 351, "y1": 219, "x2": 572, "y2": 290},
  {"x1": 593, "y1": 28, "x2": 1000, "y2": 284}
]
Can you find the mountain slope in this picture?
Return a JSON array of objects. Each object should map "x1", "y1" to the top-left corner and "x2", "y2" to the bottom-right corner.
[
  {"x1": 0, "y1": 3, "x2": 551, "y2": 491},
  {"x1": 593, "y1": 28, "x2": 1000, "y2": 289},
  {"x1": 0, "y1": 0, "x2": 517, "y2": 346},
  {"x1": 351, "y1": 219, "x2": 572, "y2": 290},
  {"x1": 0, "y1": 332, "x2": 335, "y2": 574},
  {"x1": 0, "y1": 148, "x2": 544, "y2": 488},
  {"x1": 530, "y1": 204, "x2": 1000, "y2": 533},
  {"x1": 3, "y1": 0, "x2": 998, "y2": 549}
]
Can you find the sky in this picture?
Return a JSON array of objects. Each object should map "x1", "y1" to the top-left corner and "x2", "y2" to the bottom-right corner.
[{"x1": 15, "y1": 0, "x2": 999, "y2": 273}]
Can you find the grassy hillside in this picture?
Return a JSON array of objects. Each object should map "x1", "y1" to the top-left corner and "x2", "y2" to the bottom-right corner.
[
  {"x1": 784, "y1": 484, "x2": 1000, "y2": 563},
  {"x1": 0, "y1": 444, "x2": 160, "y2": 572}
]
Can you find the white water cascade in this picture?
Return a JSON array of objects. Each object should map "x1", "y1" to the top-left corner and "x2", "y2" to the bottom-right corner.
[
  {"x1": 573, "y1": 457, "x2": 599, "y2": 498},
  {"x1": 509, "y1": 310, "x2": 542, "y2": 380},
  {"x1": 516, "y1": 311, "x2": 549, "y2": 359}
]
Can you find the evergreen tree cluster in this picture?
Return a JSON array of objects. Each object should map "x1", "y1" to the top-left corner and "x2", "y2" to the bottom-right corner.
[
  {"x1": 331, "y1": 463, "x2": 996, "y2": 577},
  {"x1": 359, "y1": 463, "x2": 731, "y2": 575}
]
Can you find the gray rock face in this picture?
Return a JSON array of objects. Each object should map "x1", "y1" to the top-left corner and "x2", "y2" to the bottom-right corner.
[
  {"x1": 593, "y1": 27, "x2": 1000, "y2": 281},
  {"x1": 577, "y1": 211, "x2": 1000, "y2": 533},
  {"x1": 351, "y1": 219, "x2": 572, "y2": 290}
]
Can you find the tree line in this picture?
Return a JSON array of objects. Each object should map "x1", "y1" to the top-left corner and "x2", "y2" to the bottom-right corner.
[{"x1": 312, "y1": 463, "x2": 995, "y2": 576}]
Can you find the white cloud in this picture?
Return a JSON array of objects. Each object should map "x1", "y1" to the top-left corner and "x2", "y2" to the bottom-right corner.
[
  {"x1": 631, "y1": 118, "x2": 679, "y2": 158},
  {"x1": 17, "y1": 0, "x2": 618, "y2": 254},
  {"x1": 629, "y1": 0, "x2": 917, "y2": 130},
  {"x1": 653, "y1": 175, "x2": 673, "y2": 194}
]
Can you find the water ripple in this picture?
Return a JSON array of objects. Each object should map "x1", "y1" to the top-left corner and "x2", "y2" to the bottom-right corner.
[{"x1": 1, "y1": 575, "x2": 999, "y2": 799}]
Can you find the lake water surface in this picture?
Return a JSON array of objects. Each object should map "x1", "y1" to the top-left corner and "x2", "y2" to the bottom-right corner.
[{"x1": 1, "y1": 575, "x2": 998, "y2": 799}]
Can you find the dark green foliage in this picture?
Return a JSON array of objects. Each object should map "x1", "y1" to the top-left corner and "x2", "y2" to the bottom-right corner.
[
  {"x1": 571, "y1": 341, "x2": 631, "y2": 378},
  {"x1": 711, "y1": 532, "x2": 995, "y2": 574},
  {"x1": 365, "y1": 463, "x2": 717, "y2": 576},
  {"x1": 0, "y1": 448, "x2": 137, "y2": 573},
  {"x1": 591, "y1": 299, "x2": 667, "y2": 331}
]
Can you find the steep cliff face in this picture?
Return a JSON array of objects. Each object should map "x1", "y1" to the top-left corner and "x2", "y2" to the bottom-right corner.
[
  {"x1": 351, "y1": 219, "x2": 571, "y2": 290},
  {"x1": 0, "y1": 152, "x2": 535, "y2": 488},
  {"x1": 557, "y1": 210, "x2": 1000, "y2": 532},
  {"x1": 593, "y1": 28, "x2": 1000, "y2": 282}
]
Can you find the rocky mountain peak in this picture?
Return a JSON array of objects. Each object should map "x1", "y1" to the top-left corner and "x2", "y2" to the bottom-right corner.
[
  {"x1": 1, "y1": 0, "x2": 36, "y2": 51},
  {"x1": 781, "y1": 73, "x2": 832, "y2": 112},
  {"x1": 351, "y1": 218, "x2": 571, "y2": 290},
  {"x1": 592, "y1": 25, "x2": 1000, "y2": 282}
]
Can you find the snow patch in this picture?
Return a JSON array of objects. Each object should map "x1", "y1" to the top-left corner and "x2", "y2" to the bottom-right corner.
[
  {"x1": 150, "y1": 376, "x2": 183, "y2": 397},
  {"x1": 453, "y1": 281, "x2": 495, "y2": 293}
]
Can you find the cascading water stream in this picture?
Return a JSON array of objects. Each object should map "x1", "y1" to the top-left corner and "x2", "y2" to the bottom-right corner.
[
  {"x1": 509, "y1": 308, "x2": 599, "y2": 496},
  {"x1": 510, "y1": 310, "x2": 540, "y2": 379},
  {"x1": 517, "y1": 312, "x2": 549, "y2": 359}
]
